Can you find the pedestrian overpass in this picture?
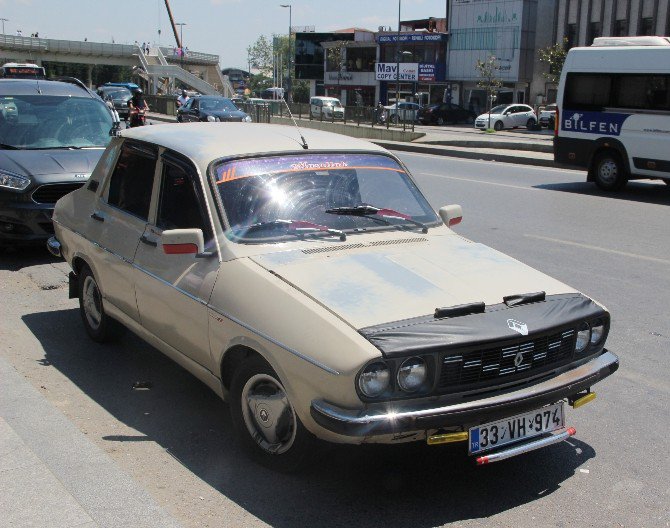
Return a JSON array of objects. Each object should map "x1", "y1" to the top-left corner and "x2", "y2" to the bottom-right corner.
[{"x1": 0, "y1": 34, "x2": 233, "y2": 96}]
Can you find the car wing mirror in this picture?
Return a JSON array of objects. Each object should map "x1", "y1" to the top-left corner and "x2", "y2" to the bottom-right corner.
[
  {"x1": 162, "y1": 228, "x2": 205, "y2": 256},
  {"x1": 439, "y1": 204, "x2": 463, "y2": 228}
]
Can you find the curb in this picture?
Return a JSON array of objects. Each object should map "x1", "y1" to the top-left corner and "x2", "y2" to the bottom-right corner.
[
  {"x1": 418, "y1": 139, "x2": 553, "y2": 153},
  {"x1": 371, "y1": 140, "x2": 558, "y2": 168}
]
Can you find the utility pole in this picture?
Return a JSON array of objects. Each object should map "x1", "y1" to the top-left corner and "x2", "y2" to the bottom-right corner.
[
  {"x1": 0, "y1": 18, "x2": 8, "y2": 35},
  {"x1": 280, "y1": 4, "x2": 291, "y2": 101},
  {"x1": 395, "y1": 0, "x2": 401, "y2": 107}
]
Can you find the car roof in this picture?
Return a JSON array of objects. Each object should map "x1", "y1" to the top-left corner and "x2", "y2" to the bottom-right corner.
[
  {"x1": 121, "y1": 123, "x2": 388, "y2": 166},
  {"x1": 0, "y1": 78, "x2": 95, "y2": 97}
]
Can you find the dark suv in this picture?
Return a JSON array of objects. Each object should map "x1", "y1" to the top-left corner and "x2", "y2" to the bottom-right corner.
[{"x1": 0, "y1": 78, "x2": 116, "y2": 246}]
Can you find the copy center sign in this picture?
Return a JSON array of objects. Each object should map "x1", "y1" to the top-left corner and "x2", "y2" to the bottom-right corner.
[{"x1": 375, "y1": 62, "x2": 419, "y2": 81}]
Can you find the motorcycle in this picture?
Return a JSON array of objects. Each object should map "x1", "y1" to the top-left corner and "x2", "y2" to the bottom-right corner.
[{"x1": 128, "y1": 106, "x2": 147, "y2": 128}]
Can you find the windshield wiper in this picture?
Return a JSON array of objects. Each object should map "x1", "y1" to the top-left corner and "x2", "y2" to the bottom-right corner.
[
  {"x1": 325, "y1": 204, "x2": 428, "y2": 233},
  {"x1": 0, "y1": 143, "x2": 22, "y2": 150},
  {"x1": 242, "y1": 219, "x2": 347, "y2": 241}
]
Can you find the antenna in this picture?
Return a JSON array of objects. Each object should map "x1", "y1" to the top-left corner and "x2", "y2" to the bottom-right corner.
[{"x1": 280, "y1": 96, "x2": 308, "y2": 149}]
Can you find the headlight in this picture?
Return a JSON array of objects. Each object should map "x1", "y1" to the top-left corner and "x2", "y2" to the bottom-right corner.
[
  {"x1": 575, "y1": 322, "x2": 591, "y2": 353},
  {"x1": 243, "y1": 115, "x2": 252, "y2": 122},
  {"x1": 358, "y1": 362, "x2": 390, "y2": 397},
  {"x1": 0, "y1": 169, "x2": 30, "y2": 191},
  {"x1": 397, "y1": 357, "x2": 427, "y2": 392},
  {"x1": 207, "y1": 115, "x2": 220, "y2": 122},
  {"x1": 591, "y1": 320, "x2": 605, "y2": 345}
]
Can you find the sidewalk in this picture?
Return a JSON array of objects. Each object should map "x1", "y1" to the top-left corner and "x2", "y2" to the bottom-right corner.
[
  {"x1": 146, "y1": 111, "x2": 557, "y2": 168},
  {"x1": 0, "y1": 356, "x2": 182, "y2": 528}
]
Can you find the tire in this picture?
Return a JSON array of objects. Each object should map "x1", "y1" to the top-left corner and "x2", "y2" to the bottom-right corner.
[
  {"x1": 591, "y1": 150, "x2": 628, "y2": 191},
  {"x1": 494, "y1": 120, "x2": 503, "y2": 131},
  {"x1": 526, "y1": 118, "x2": 536, "y2": 130},
  {"x1": 78, "y1": 266, "x2": 124, "y2": 343},
  {"x1": 437, "y1": 117, "x2": 445, "y2": 126},
  {"x1": 230, "y1": 355, "x2": 317, "y2": 472}
]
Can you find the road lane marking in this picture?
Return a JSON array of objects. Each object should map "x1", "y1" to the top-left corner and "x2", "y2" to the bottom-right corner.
[
  {"x1": 525, "y1": 234, "x2": 670, "y2": 265},
  {"x1": 395, "y1": 151, "x2": 582, "y2": 174},
  {"x1": 419, "y1": 172, "x2": 539, "y2": 191}
]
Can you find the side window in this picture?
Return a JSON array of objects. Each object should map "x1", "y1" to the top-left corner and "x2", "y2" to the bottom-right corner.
[
  {"x1": 107, "y1": 144, "x2": 157, "y2": 220},
  {"x1": 191, "y1": 99, "x2": 199, "y2": 110},
  {"x1": 564, "y1": 73, "x2": 612, "y2": 110},
  {"x1": 156, "y1": 161, "x2": 209, "y2": 236}
]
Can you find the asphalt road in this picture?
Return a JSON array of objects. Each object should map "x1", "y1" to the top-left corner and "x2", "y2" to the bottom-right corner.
[{"x1": 1, "y1": 153, "x2": 668, "y2": 527}]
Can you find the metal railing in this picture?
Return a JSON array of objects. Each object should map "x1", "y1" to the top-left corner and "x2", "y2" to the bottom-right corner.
[
  {"x1": 0, "y1": 34, "x2": 135, "y2": 57},
  {"x1": 159, "y1": 47, "x2": 219, "y2": 64},
  {"x1": 237, "y1": 101, "x2": 416, "y2": 131}
]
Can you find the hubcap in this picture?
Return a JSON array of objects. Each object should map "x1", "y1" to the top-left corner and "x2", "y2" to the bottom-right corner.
[
  {"x1": 82, "y1": 275, "x2": 102, "y2": 330},
  {"x1": 241, "y1": 373, "x2": 297, "y2": 455},
  {"x1": 598, "y1": 159, "x2": 618, "y2": 185}
]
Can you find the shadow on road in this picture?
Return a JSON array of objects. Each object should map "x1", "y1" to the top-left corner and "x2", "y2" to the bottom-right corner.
[
  {"x1": 535, "y1": 180, "x2": 670, "y2": 206},
  {"x1": 0, "y1": 246, "x2": 55, "y2": 271},
  {"x1": 23, "y1": 308, "x2": 596, "y2": 528}
]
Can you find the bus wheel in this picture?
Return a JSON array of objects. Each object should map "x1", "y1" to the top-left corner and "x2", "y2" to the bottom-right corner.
[{"x1": 592, "y1": 151, "x2": 628, "y2": 191}]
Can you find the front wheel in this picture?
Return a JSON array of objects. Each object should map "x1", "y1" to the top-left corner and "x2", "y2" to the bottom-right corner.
[
  {"x1": 591, "y1": 151, "x2": 628, "y2": 191},
  {"x1": 526, "y1": 118, "x2": 536, "y2": 130},
  {"x1": 494, "y1": 120, "x2": 503, "y2": 131},
  {"x1": 78, "y1": 266, "x2": 124, "y2": 342},
  {"x1": 230, "y1": 356, "x2": 316, "y2": 472}
]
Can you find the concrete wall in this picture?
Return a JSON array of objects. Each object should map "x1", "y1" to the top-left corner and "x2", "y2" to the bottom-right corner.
[{"x1": 269, "y1": 116, "x2": 425, "y2": 142}]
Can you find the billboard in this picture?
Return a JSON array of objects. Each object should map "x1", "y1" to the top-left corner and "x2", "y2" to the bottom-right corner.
[
  {"x1": 376, "y1": 62, "x2": 419, "y2": 81},
  {"x1": 447, "y1": 0, "x2": 524, "y2": 82}
]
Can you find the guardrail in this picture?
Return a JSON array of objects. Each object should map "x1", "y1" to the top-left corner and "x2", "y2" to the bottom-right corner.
[
  {"x1": 237, "y1": 101, "x2": 416, "y2": 131},
  {"x1": 159, "y1": 47, "x2": 219, "y2": 64},
  {"x1": 0, "y1": 34, "x2": 135, "y2": 57}
]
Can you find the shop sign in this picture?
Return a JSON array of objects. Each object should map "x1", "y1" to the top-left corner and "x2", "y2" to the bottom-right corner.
[
  {"x1": 375, "y1": 62, "x2": 418, "y2": 81},
  {"x1": 377, "y1": 33, "x2": 446, "y2": 43},
  {"x1": 418, "y1": 64, "x2": 436, "y2": 82}
]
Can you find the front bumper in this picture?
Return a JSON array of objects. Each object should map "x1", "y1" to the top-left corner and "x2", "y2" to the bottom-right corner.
[
  {"x1": 0, "y1": 192, "x2": 56, "y2": 244},
  {"x1": 311, "y1": 350, "x2": 618, "y2": 437}
]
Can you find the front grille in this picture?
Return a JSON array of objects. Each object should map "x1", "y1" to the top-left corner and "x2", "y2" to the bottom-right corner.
[
  {"x1": 437, "y1": 329, "x2": 576, "y2": 394},
  {"x1": 32, "y1": 183, "x2": 85, "y2": 204}
]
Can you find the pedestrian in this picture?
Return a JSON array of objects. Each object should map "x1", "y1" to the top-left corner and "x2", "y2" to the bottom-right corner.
[
  {"x1": 84, "y1": 37, "x2": 87, "y2": 42},
  {"x1": 34, "y1": 32, "x2": 38, "y2": 38},
  {"x1": 176, "y1": 89, "x2": 189, "y2": 108},
  {"x1": 16, "y1": 29, "x2": 22, "y2": 36}
]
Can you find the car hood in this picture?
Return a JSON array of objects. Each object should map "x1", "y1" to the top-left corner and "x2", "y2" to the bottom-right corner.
[
  {"x1": 0, "y1": 149, "x2": 103, "y2": 179},
  {"x1": 476, "y1": 113, "x2": 503, "y2": 120},
  {"x1": 249, "y1": 234, "x2": 576, "y2": 329},
  {"x1": 208, "y1": 110, "x2": 248, "y2": 119}
]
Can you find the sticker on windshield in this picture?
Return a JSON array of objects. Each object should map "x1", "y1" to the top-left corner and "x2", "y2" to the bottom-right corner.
[{"x1": 215, "y1": 154, "x2": 404, "y2": 185}]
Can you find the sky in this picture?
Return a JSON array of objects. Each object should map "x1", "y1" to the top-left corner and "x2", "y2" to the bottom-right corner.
[{"x1": 0, "y1": 0, "x2": 449, "y2": 69}]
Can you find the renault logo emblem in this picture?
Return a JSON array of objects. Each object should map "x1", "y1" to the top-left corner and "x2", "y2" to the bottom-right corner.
[
  {"x1": 507, "y1": 319, "x2": 528, "y2": 336},
  {"x1": 514, "y1": 351, "x2": 524, "y2": 367}
]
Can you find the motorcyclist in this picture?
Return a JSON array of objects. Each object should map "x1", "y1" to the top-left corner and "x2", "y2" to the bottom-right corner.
[
  {"x1": 127, "y1": 88, "x2": 148, "y2": 127},
  {"x1": 176, "y1": 89, "x2": 189, "y2": 108},
  {"x1": 375, "y1": 101, "x2": 386, "y2": 124}
]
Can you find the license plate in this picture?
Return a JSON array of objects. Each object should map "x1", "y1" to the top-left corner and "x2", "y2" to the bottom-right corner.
[{"x1": 469, "y1": 402, "x2": 564, "y2": 454}]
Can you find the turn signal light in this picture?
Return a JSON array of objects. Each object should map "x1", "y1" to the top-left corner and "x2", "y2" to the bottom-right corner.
[
  {"x1": 572, "y1": 392, "x2": 597, "y2": 409},
  {"x1": 427, "y1": 431, "x2": 468, "y2": 445}
]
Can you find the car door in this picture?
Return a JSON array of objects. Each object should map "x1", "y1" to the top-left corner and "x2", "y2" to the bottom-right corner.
[
  {"x1": 132, "y1": 151, "x2": 219, "y2": 370},
  {"x1": 87, "y1": 141, "x2": 158, "y2": 321}
]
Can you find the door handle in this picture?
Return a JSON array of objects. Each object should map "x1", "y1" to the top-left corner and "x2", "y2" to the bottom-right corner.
[
  {"x1": 90, "y1": 212, "x2": 105, "y2": 222},
  {"x1": 139, "y1": 235, "x2": 158, "y2": 247}
]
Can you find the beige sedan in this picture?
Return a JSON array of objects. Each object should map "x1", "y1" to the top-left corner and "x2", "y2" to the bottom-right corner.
[{"x1": 48, "y1": 124, "x2": 618, "y2": 471}]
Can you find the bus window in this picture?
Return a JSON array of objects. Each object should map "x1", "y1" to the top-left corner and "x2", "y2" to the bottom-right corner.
[{"x1": 564, "y1": 73, "x2": 612, "y2": 110}]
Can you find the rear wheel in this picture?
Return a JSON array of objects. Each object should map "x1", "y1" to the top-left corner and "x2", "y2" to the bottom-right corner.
[
  {"x1": 592, "y1": 150, "x2": 628, "y2": 191},
  {"x1": 78, "y1": 266, "x2": 124, "y2": 342},
  {"x1": 230, "y1": 355, "x2": 317, "y2": 472},
  {"x1": 494, "y1": 120, "x2": 503, "y2": 131}
]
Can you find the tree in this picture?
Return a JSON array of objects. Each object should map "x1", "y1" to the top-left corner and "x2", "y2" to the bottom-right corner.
[
  {"x1": 475, "y1": 55, "x2": 503, "y2": 130},
  {"x1": 246, "y1": 35, "x2": 273, "y2": 77},
  {"x1": 538, "y1": 38, "x2": 568, "y2": 84},
  {"x1": 325, "y1": 41, "x2": 348, "y2": 99}
]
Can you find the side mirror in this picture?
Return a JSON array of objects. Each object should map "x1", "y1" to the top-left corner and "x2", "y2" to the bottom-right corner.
[
  {"x1": 162, "y1": 228, "x2": 204, "y2": 255},
  {"x1": 439, "y1": 204, "x2": 463, "y2": 228}
]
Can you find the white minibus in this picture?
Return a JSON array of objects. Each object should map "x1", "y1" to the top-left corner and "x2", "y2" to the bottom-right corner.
[{"x1": 554, "y1": 36, "x2": 670, "y2": 190}]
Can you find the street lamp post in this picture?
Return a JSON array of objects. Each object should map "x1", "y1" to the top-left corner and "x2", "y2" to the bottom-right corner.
[
  {"x1": 175, "y1": 22, "x2": 186, "y2": 69},
  {"x1": 280, "y1": 4, "x2": 291, "y2": 101},
  {"x1": 395, "y1": 0, "x2": 401, "y2": 107},
  {"x1": 0, "y1": 18, "x2": 8, "y2": 35}
]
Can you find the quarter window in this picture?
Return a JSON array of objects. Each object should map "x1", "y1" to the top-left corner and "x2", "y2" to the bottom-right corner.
[{"x1": 107, "y1": 144, "x2": 157, "y2": 220}]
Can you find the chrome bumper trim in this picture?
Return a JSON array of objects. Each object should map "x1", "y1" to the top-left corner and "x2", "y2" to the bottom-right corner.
[
  {"x1": 476, "y1": 426, "x2": 576, "y2": 465},
  {"x1": 310, "y1": 351, "x2": 618, "y2": 437},
  {"x1": 46, "y1": 236, "x2": 62, "y2": 258}
]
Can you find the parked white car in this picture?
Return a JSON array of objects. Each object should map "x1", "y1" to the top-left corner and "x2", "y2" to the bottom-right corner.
[
  {"x1": 310, "y1": 96, "x2": 344, "y2": 120},
  {"x1": 539, "y1": 103, "x2": 557, "y2": 129},
  {"x1": 48, "y1": 123, "x2": 618, "y2": 471},
  {"x1": 475, "y1": 104, "x2": 537, "y2": 131},
  {"x1": 383, "y1": 102, "x2": 421, "y2": 123}
]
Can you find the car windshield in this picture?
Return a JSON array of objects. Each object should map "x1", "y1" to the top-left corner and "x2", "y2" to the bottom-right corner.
[
  {"x1": 106, "y1": 90, "x2": 130, "y2": 100},
  {"x1": 214, "y1": 153, "x2": 439, "y2": 242},
  {"x1": 200, "y1": 98, "x2": 237, "y2": 112},
  {"x1": 323, "y1": 100, "x2": 341, "y2": 107},
  {"x1": 489, "y1": 104, "x2": 507, "y2": 114},
  {"x1": 0, "y1": 95, "x2": 113, "y2": 149}
]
